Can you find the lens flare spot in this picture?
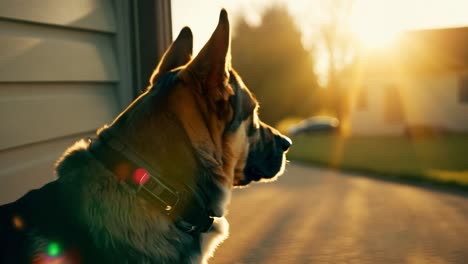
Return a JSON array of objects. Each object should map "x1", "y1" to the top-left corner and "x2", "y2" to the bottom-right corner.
[
  {"x1": 12, "y1": 215, "x2": 25, "y2": 230},
  {"x1": 47, "y1": 242, "x2": 61, "y2": 257}
]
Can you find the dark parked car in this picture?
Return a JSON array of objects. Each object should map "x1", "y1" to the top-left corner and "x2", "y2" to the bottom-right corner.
[{"x1": 288, "y1": 116, "x2": 340, "y2": 136}]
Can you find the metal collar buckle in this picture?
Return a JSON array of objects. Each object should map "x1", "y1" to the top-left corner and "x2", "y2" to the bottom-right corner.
[{"x1": 133, "y1": 173, "x2": 181, "y2": 215}]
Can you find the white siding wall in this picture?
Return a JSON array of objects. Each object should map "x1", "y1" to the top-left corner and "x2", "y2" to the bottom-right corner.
[
  {"x1": 0, "y1": 0, "x2": 123, "y2": 203},
  {"x1": 350, "y1": 79, "x2": 405, "y2": 135},
  {"x1": 401, "y1": 73, "x2": 468, "y2": 131},
  {"x1": 350, "y1": 72, "x2": 468, "y2": 135}
]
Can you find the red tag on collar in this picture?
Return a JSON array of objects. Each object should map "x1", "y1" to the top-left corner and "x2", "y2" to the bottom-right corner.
[{"x1": 132, "y1": 168, "x2": 150, "y2": 185}]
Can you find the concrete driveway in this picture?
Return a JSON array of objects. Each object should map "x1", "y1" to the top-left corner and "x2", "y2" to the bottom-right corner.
[{"x1": 212, "y1": 162, "x2": 468, "y2": 264}]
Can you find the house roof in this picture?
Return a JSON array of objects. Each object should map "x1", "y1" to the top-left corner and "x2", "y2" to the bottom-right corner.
[{"x1": 360, "y1": 26, "x2": 468, "y2": 76}]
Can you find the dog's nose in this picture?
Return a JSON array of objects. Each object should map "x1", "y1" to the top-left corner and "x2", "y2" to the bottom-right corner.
[{"x1": 279, "y1": 136, "x2": 292, "y2": 151}]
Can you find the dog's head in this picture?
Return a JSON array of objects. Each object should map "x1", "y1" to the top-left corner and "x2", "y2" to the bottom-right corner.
[
  {"x1": 225, "y1": 72, "x2": 292, "y2": 186},
  {"x1": 108, "y1": 10, "x2": 291, "y2": 189}
]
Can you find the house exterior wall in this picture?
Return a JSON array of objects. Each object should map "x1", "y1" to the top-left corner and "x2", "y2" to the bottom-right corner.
[
  {"x1": 401, "y1": 73, "x2": 468, "y2": 132},
  {"x1": 0, "y1": 0, "x2": 122, "y2": 203},
  {"x1": 350, "y1": 71, "x2": 468, "y2": 135},
  {"x1": 350, "y1": 78, "x2": 405, "y2": 135},
  {"x1": 0, "y1": 0, "x2": 172, "y2": 204}
]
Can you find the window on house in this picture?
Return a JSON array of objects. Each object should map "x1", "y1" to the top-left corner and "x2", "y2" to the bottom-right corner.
[
  {"x1": 459, "y1": 76, "x2": 468, "y2": 103},
  {"x1": 384, "y1": 85, "x2": 404, "y2": 124},
  {"x1": 357, "y1": 86, "x2": 368, "y2": 110}
]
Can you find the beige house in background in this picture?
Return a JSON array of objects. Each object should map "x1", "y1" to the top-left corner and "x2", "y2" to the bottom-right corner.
[
  {"x1": 0, "y1": 0, "x2": 172, "y2": 203},
  {"x1": 349, "y1": 27, "x2": 468, "y2": 136}
]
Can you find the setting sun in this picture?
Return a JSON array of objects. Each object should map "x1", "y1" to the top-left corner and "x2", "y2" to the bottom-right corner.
[
  {"x1": 172, "y1": 0, "x2": 468, "y2": 84},
  {"x1": 349, "y1": 0, "x2": 468, "y2": 48},
  {"x1": 173, "y1": 0, "x2": 468, "y2": 50},
  {"x1": 350, "y1": 0, "x2": 404, "y2": 48},
  {"x1": 350, "y1": 20, "x2": 401, "y2": 48}
]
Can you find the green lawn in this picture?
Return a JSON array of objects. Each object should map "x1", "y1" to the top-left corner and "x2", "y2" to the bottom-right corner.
[{"x1": 288, "y1": 134, "x2": 468, "y2": 188}]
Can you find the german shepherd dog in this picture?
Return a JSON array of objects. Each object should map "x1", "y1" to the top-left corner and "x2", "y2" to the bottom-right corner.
[{"x1": 0, "y1": 9, "x2": 291, "y2": 263}]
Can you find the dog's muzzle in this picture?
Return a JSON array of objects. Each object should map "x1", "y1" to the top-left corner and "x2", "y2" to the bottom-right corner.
[{"x1": 238, "y1": 124, "x2": 291, "y2": 186}]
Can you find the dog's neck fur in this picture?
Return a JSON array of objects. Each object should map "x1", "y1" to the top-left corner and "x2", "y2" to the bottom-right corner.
[{"x1": 55, "y1": 138, "x2": 229, "y2": 263}]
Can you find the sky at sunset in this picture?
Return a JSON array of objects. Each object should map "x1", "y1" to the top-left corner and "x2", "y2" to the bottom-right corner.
[
  {"x1": 172, "y1": 0, "x2": 468, "y2": 51},
  {"x1": 171, "y1": 0, "x2": 468, "y2": 80}
]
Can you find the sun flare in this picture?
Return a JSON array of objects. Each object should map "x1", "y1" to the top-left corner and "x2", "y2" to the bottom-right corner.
[
  {"x1": 350, "y1": 10, "x2": 403, "y2": 49},
  {"x1": 349, "y1": 0, "x2": 408, "y2": 49},
  {"x1": 352, "y1": 26, "x2": 400, "y2": 49}
]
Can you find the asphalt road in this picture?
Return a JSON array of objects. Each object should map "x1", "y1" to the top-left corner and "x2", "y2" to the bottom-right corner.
[{"x1": 211, "y1": 162, "x2": 468, "y2": 264}]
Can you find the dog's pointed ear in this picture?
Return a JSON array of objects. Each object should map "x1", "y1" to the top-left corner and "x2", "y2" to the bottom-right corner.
[
  {"x1": 150, "y1": 27, "x2": 193, "y2": 84},
  {"x1": 182, "y1": 9, "x2": 233, "y2": 101}
]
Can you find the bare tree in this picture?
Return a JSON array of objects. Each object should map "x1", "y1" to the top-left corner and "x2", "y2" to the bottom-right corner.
[{"x1": 319, "y1": 0, "x2": 355, "y2": 119}]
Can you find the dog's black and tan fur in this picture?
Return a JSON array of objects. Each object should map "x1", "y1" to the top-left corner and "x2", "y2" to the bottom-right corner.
[{"x1": 0, "y1": 10, "x2": 291, "y2": 263}]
